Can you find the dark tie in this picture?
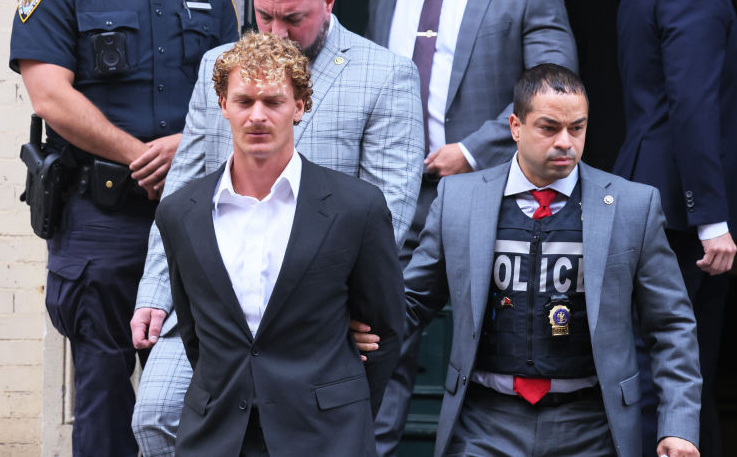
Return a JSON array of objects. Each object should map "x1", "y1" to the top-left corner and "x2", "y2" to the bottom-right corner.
[
  {"x1": 412, "y1": 0, "x2": 443, "y2": 155},
  {"x1": 513, "y1": 188, "x2": 558, "y2": 404}
]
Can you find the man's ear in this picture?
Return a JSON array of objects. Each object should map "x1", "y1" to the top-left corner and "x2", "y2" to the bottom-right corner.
[
  {"x1": 324, "y1": 0, "x2": 336, "y2": 15},
  {"x1": 219, "y1": 94, "x2": 228, "y2": 119},
  {"x1": 293, "y1": 98, "x2": 305, "y2": 124},
  {"x1": 509, "y1": 113, "x2": 522, "y2": 142}
]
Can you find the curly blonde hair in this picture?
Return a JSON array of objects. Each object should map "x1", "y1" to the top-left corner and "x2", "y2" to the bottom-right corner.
[{"x1": 213, "y1": 31, "x2": 313, "y2": 115}]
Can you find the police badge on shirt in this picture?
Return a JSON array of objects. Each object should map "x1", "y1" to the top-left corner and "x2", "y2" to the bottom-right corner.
[{"x1": 18, "y1": 0, "x2": 42, "y2": 22}]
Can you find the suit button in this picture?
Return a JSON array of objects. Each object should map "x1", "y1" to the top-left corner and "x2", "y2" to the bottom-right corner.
[
  {"x1": 472, "y1": 332, "x2": 476, "y2": 340},
  {"x1": 239, "y1": 399, "x2": 248, "y2": 410},
  {"x1": 462, "y1": 376, "x2": 467, "y2": 385},
  {"x1": 251, "y1": 346, "x2": 260, "y2": 356},
  {"x1": 685, "y1": 191, "x2": 693, "y2": 198}
]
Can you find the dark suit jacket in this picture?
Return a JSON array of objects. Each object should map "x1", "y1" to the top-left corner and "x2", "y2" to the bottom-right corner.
[
  {"x1": 365, "y1": 0, "x2": 578, "y2": 170},
  {"x1": 155, "y1": 156, "x2": 404, "y2": 457},
  {"x1": 614, "y1": 0, "x2": 737, "y2": 232}
]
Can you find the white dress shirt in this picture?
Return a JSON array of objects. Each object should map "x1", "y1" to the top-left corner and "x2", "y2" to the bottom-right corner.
[
  {"x1": 212, "y1": 151, "x2": 301, "y2": 336},
  {"x1": 505, "y1": 151, "x2": 579, "y2": 215},
  {"x1": 387, "y1": 0, "x2": 478, "y2": 168},
  {"x1": 472, "y1": 153, "x2": 598, "y2": 394}
]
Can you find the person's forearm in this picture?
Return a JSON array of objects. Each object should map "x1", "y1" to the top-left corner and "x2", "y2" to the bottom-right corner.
[{"x1": 20, "y1": 60, "x2": 146, "y2": 164}]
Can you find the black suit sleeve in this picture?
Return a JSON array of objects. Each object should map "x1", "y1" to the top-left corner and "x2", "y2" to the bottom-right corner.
[
  {"x1": 347, "y1": 187, "x2": 404, "y2": 416},
  {"x1": 656, "y1": 0, "x2": 731, "y2": 226},
  {"x1": 155, "y1": 205, "x2": 199, "y2": 369}
]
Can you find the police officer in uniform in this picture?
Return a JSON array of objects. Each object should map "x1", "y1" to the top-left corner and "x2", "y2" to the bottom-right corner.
[{"x1": 9, "y1": 1, "x2": 238, "y2": 455}]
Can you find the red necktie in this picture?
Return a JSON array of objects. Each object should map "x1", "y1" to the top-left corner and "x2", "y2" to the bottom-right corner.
[
  {"x1": 513, "y1": 189, "x2": 558, "y2": 404},
  {"x1": 513, "y1": 377, "x2": 550, "y2": 405},
  {"x1": 530, "y1": 189, "x2": 557, "y2": 220}
]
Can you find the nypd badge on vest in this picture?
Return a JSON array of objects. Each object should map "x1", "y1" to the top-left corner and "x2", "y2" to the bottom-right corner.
[
  {"x1": 18, "y1": 0, "x2": 42, "y2": 23},
  {"x1": 548, "y1": 301, "x2": 571, "y2": 336}
]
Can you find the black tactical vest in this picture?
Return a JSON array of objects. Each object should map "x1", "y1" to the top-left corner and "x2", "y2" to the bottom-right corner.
[{"x1": 475, "y1": 182, "x2": 596, "y2": 378}]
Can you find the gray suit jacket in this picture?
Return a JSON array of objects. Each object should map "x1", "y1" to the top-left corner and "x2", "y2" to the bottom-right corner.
[
  {"x1": 136, "y1": 16, "x2": 424, "y2": 330},
  {"x1": 366, "y1": 0, "x2": 577, "y2": 169},
  {"x1": 404, "y1": 161, "x2": 701, "y2": 456},
  {"x1": 157, "y1": 157, "x2": 404, "y2": 456}
]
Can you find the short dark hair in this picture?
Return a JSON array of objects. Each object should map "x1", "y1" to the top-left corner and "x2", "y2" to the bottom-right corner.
[{"x1": 513, "y1": 63, "x2": 588, "y2": 122}]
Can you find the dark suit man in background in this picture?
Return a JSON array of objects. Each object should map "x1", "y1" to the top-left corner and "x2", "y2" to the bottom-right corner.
[
  {"x1": 155, "y1": 32, "x2": 403, "y2": 456},
  {"x1": 363, "y1": 1, "x2": 578, "y2": 453},
  {"x1": 616, "y1": 1, "x2": 737, "y2": 454}
]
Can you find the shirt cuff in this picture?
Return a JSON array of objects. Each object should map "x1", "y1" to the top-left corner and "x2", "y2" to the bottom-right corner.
[
  {"x1": 697, "y1": 222, "x2": 729, "y2": 240},
  {"x1": 458, "y1": 142, "x2": 478, "y2": 171}
]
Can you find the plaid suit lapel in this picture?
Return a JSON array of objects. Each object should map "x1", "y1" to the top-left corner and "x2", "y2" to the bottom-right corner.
[{"x1": 295, "y1": 16, "x2": 350, "y2": 144}]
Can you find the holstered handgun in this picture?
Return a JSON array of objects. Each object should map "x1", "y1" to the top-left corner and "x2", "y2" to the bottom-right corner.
[{"x1": 19, "y1": 114, "x2": 64, "y2": 239}]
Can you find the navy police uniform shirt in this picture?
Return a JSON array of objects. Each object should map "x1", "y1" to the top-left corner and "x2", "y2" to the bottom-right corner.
[{"x1": 9, "y1": 0, "x2": 239, "y2": 142}]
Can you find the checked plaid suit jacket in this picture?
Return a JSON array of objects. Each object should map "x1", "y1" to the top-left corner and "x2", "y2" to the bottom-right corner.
[{"x1": 136, "y1": 16, "x2": 424, "y2": 326}]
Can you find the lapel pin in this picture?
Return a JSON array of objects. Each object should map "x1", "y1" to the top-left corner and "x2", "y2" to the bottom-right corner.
[
  {"x1": 500, "y1": 296, "x2": 513, "y2": 308},
  {"x1": 334, "y1": 56, "x2": 345, "y2": 65},
  {"x1": 603, "y1": 195, "x2": 614, "y2": 205}
]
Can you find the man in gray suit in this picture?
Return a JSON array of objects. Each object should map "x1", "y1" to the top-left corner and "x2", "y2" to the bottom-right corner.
[
  {"x1": 129, "y1": 0, "x2": 423, "y2": 454},
  {"x1": 401, "y1": 64, "x2": 700, "y2": 456},
  {"x1": 363, "y1": 1, "x2": 578, "y2": 452}
]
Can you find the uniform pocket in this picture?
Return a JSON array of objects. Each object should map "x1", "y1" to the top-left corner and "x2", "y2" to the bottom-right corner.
[
  {"x1": 178, "y1": 10, "x2": 219, "y2": 81},
  {"x1": 46, "y1": 253, "x2": 90, "y2": 337},
  {"x1": 75, "y1": 10, "x2": 141, "y2": 79},
  {"x1": 77, "y1": 10, "x2": 140, "y2": 32}
]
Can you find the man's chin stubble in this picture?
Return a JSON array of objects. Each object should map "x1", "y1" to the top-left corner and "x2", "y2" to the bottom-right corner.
[{"x1": 300, "y1": 17, "x2": 329, "y2": 61}]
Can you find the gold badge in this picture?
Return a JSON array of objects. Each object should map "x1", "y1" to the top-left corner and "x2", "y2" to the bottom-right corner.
[
  {"x1": 548, "y1": 305, "x2": 571, "y2": 337},
  {"x1": 18, "y1": 0, "x2": 42, "y2": 23}
]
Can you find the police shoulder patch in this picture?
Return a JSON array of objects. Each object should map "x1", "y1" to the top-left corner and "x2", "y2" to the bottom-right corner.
[{"x1": 18, "y1": 0, "x2": 42, "y2": 23}]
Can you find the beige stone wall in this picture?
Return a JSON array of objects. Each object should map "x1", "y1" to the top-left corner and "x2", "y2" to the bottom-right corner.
[{"x1": 0, "y1": 2, "x2": 47, "y2": 456}]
